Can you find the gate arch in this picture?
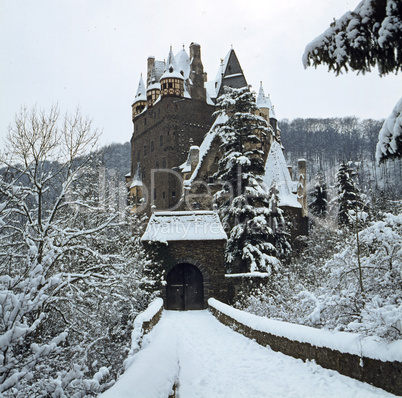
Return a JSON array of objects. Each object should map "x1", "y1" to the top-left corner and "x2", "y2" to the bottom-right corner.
[{"x1": 166, "y1": 263, "x2": 204, "y2": 310}]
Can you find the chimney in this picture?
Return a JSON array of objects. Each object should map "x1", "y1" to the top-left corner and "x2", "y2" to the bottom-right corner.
[
  {"x1": 297, "y1": 159, "x2": 307, "y2": 217},
  {"x1": 189, "y1": 43, "x2": 206, "y2": 101},
  {"x1": 147, "y1": 56, "x2": 155, "y2": 86}
]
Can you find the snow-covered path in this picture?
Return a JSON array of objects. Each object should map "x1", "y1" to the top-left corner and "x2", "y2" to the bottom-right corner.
[{"x1": 100, "y1": 310, "x2": 395, "y2": 398}]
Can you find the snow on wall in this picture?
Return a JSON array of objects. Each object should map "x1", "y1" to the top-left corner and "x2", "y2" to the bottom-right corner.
[
  {"x1": 141, "y1": 211, "x2": 227, "y2": 243},
  {"x1": 124, "y1": 298, "x2": 164, "y2": 370},
  {"x1": 263, "y1": 141, "x2": 301, "y2": 208},
  {"x1": 184, "y1": 112, "x2": 229, "y2": 187},
  {"x1": 208, "y1": 298, "x2": 402, "y2": 363}
]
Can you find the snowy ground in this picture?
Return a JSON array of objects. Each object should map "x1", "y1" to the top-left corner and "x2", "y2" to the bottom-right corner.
[{"x1": 100, "y1": 310, "x2": 395, "y2": 398}]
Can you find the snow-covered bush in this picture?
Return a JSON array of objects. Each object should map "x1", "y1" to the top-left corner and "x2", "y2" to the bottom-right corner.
[
  {"x1": 238, "y1": 203, "x2": 402, "y2": 341},
  {"x1": 0, "y1": 106, "x2": 152, "y2": 396}
]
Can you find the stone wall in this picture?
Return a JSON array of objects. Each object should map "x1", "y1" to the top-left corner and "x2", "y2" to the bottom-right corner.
[
  {"x1": 163, "y1": 239, "x2": 228, "y2": 306},
  {"x1": 131, "y1": 96, "x2": 214, "y2": 213},
  {"x1": 209, "y1": 304, "x2": 402, "y2": 396}
]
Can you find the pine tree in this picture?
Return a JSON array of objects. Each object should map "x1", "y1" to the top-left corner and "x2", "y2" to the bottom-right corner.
[
  {"x1": 214, "y1": 86, "x2": 271, "y2": 202},
  {"x1": 213, "y1": 86, "x2": 290, "y2": 273},
  {"x1": 309, "y1": 175, "x2": 328, "y2": 218},
  {"x1": 303, "y1": 0, "x2": 402, "y2": 163},
  {"x1": 336, "y1": 162, "x2": 363, "y2": 226}
]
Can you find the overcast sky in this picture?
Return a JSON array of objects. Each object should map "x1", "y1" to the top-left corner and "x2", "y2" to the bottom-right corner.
[{"x1": 1, "y1": 0, "x2": 400, "y2": 148}]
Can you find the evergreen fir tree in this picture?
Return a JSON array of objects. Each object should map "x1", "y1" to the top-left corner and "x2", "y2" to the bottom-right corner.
[
  {"x1": 213, "y1": 86, "x2": 290, "y2": 273},
  {"x1": 213, "y1": 86, "x2": 271, "y2": 202},
  {"x1": 309, "y1": 175, "x2": 328, "y2": 218},
  {"x1": 336, "y1": 162, "x2": 363, "y2": 226}
]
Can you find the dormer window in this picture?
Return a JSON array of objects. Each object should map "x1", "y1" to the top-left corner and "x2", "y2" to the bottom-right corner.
[{"x1": 169, "y1": 66, "x2": 174, "y2": 73}]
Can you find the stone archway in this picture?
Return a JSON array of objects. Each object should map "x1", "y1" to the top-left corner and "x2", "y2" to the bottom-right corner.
[{"x1": 166, "y1": 263, "x2": 204, "y2": 310}]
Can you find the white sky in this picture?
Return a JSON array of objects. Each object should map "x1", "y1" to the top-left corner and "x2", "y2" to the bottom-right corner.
[{"x1": 1, "y1": 0, "x2": 400, "y2": 148}]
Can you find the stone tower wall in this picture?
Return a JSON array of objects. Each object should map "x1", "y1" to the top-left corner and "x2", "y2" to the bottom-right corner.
[{"x1": 131, "y1": 97, "x2": 214, "y2": 212}]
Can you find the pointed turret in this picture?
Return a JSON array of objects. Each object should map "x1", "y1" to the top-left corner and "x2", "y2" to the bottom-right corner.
[
  {"x1": 160, "y1": 46, "x2": 184, "y2": 98},
  {"x1": 147, "y1": 63, "x2": 161, "y2": 107},
  {"x1": 176, "y1": 45, "x2": 190, "y2": 79},
  {"x1": 215, "y1": 47, "x2": 248, "y2": 98},
  {"x1": 132, "y1": 74, "x2": 147, "y2": 120},
  {"x1": 129, "y1": 162, "x2": 144, "y2": 213},
  {"x1": 256, "y1": 82, "x2": 273, "y2": 111}
]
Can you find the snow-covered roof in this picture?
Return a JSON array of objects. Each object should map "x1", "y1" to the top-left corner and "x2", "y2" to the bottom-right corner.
[
  {"x1": 161, "y1": 47, "x2": 184, "y2": 80},
  {"x1": 213, "y1": 50, "x2": 231, "y2": 99},
  {"x1": 256, "y1": 82, "x2": 273, "y2": 110},
  {"x1": 147, "y1": 81, "x2": 161, "y2": 91},
  {"x1": 141, "y1": 211, "x2": 227, "y2": 242},
  {"x1": 263, "y1": 141, "x2": 301, "y2": 208},
  {"x1": 154, "y1": 60, "x2": 166, "y2": 82},
  {"x1": 180, "y1": 145, "x2": 200, "y2": 173},
  {"x1": 130, "y1": 163, "x2": 142, "y2": 188},
  {"x1": 175, "y1": 47, "x2": 190, "y2": 79},
  {"x1": 133, "y1": 75, "x2": 146, "y2": 105},
  {"x1": 184, "y1": 113, "x2": 229, "y2": 186}
]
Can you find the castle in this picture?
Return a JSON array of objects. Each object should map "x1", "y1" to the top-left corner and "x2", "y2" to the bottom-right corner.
[
  {"x1": 126, "y1": 42, "x2": 308, "y2": 308},
  {"x1": 126, "y1": 42, "x2": 307, "y2": 238}
]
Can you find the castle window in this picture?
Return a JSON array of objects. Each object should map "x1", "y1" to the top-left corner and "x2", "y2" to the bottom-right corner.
[
  {"x1": 162, "y1": 191, "x2": 166, "y2": 199},
  {"x1": 144, "y1": 145, "x2": 147, "y2": 156},
  {"x1": 160, "y1": 135, "x2": 163, "y2": 147},
  {"x1": 171, "y1": 191, "x2": 176, "y2": 197},
  {"x1": 153, "y1": 188, "x2": 157, "y2": 200},
  {"x1": 150, "y1": 141, "x2": 154, "y2": 152},
  {"x1": 156, "y1": 161, "x2": 159, "y2": 169}
]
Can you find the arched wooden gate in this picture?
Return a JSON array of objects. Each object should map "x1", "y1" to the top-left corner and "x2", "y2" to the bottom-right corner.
[{"x1": 165, "y1": 263, "x2": 204, "y2": 310}]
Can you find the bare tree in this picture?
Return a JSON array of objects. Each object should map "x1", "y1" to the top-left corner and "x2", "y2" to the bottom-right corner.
[{"x1": 0, "y1": 105, "x2": 147, "y2": 395}]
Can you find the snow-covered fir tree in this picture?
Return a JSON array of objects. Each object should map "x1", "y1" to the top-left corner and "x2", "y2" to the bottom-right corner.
[
  {"x1": 225, "y1": 182, "x2": 291, "y2": 274},
  {"x1": 239, "y1": 199, "x2": 402, "y2": 341},
  {"x1": 213, "y1": 86, "x2": 290, "y2": 273},
  {"x1": 302, "y1": 0, "x2": 402, "y2": 164},
  {"x1": 309, "y1": 174, "x2": 328, "y2": 218},
  {"x1": 335, "y1": 162, "x2": 364, "y2": 227}
]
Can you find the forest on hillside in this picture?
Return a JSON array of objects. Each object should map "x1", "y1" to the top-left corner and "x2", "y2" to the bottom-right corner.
[{"x1": 280, "y1": 117, "x2": 402, "y2": 201}]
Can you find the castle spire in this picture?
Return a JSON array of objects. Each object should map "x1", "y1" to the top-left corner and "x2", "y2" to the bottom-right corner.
[
  {"x1": 135, "y1": 74, "x2": 146, "y2": 100},
  {"x1": 165, "y1": 46, "x2": 178, "y2": 72},
  {"x1": 256, "y1": 81, "x2": 272, "y2": 111},
  {"x1": 132, "y1": 74, "x2": 147, "y2": 120}
]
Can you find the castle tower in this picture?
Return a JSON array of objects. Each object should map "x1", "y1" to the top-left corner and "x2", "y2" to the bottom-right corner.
[
  {"x1": 146, "y1": 64, "x2": 161, "y2": 107},
  {"x1": 256, "y1": 82, "x2": 272, "y2": 121},
  {"x1": 132, "y1": 74, "x2": 147, "y2": 120},
  {"x1": 129, "y1": 162, "x2": 144, "y2": 213},
  {"x1": 160, "y1": 47, "x2": 184, "y2": 98},
  {"x1": 189, "y1": 42, "x2": 206, "y2": 101}
]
